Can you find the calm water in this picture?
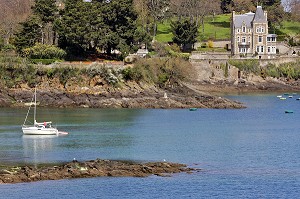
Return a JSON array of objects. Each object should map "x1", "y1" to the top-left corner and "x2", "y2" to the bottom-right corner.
[{"x1": 0, "y1": 94, "x2": 300, "y2": 198}]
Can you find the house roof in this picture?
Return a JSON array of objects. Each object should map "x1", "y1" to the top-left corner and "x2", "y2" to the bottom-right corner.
[
  {"x1": 233, "y1": 12, "x2": 254, "y2": 28},
  {"x1": 233, "y1": 6, "x2": 267, "y2": 28},
  {"x1": 253, "y1": 6, "x2": 267, "y2": 23}
]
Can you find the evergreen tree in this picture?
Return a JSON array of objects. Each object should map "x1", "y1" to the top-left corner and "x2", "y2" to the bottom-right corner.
[
  {"x1": 33, "y1": 0, "x2": 58, "y2": 23},
  {"x1": 171, "y1": 19, "x2": 198, "y2": 52},
  {"x1": 13, "y1": 15, "x2": 43, "y2": 53},
  {"x1": 57, "y1": 0, "x2": 101, "y2": 54},
  {"x1": 57, "y1": 0, "x2": 138, "y2": 57},
  {"x1": 14, "y1": 0, "x2": 59, "y2": 53},
  {"x1": 101, "y1": 0, "x2": 138, "y2": 55},
  {"x1": 221, "y1": 0, "x2": 233, "y2": 13}
]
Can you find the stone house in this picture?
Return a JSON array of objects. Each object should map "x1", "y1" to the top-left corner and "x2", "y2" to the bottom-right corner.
[{"x1": 231, "y1": 6, "x2": 277, "y2": 59}]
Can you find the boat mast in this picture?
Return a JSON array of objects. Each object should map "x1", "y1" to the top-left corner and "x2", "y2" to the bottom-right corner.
[{"x1": 34, "y1": 86, "x2": 36, "y2": 124}]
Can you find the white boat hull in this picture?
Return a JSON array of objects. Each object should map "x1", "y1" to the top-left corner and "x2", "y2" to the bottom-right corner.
[{"x1": 22, "y1": 126, "x2": 58, "y2": 135}]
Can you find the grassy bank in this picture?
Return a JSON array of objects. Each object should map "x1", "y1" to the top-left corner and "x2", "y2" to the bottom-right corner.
[{"x1": 156, "y1": 14, "x2": 299, "y2": 43}]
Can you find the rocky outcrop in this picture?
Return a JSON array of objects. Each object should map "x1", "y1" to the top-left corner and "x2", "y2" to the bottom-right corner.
[
  {"x1": 0, "y1": 80, "x2": 245, "y2": 109},
  {"x1": 0, "y1": 159, "x2": 198, "y2": 184}
]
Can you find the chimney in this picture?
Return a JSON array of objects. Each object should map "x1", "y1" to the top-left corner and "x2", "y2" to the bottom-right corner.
[{"x1": 264, "y1": 11, "x2": 267, "y2": 20}]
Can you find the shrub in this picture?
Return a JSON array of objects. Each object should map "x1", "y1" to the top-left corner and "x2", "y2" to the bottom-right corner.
[
  {"x1": 131, "y1": 57, "x2": 196, "y2": 85},
  {"x1": 228, "y1": 59, "x2": 260, "y2": 74},
  {"x1": 208, "y1": 40, "x2": 214, "y2": 48},
  {"x1": 30, "y1": 59, "x2": 61, "y2": 65},
  {"x1": 22, "y1": 43, "x2": 66, "y2": 59},
  {"x1": 85, "y1": 65, "x2": 122, "y2": 86},
  {"x1": 264, "y1": 63, "x2": 280, "y2": 78},
  {"x1": 2, "y1": 44, "x2": 16, "y2": 52}
]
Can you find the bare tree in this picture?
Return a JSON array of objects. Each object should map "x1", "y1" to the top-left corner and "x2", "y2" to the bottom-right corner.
[
  {"x1": 169, "y1": 0, "x2": 221, "y2": 33},
  {"x1": 146, "y1": 0, "x2": 170, "y2": 39},
  {"x1": 288, "y1": 0, "x2": 300, "y2": 21},
  {"x1": 134, "y1": 0, "x2": 150, "y2": 31},
  {"x1": 0, "y1": 0, "x2": 33, "y2": 45},
  {"x1": 232, "y1": 0, "x2": 256, "y2": 12}
]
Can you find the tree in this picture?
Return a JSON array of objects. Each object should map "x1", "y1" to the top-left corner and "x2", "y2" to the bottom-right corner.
[
  {"x1": 146, "y1": 0, "x2": 170, "y2": 39},
  {"x1": 101, "y1": 0, "x2": 138, "y2": 55},
  {"x1": 171, "y1": 19, "x2": 198, "y2": 51},
  {"x1": 0, "y1": 0, "x2": 33, "y2": 45},
  {"x1": 221, "y1": 0, "x2": 233, "y2": 13},
  {"x1": 56, "y1": 0, "x2": 100, "y2": 55},
  {"x1": 57, "y1": 0, "x2": 138, "y2": 58},
  {"x1": 13, "y1": 0, "x2": 59, "y2": 54},
  {"x1": 254, "y1": 0, "x2": 285, "y2": 28},
  {"x1": 32, "y1": 0, "x2": 58, "y2": 45},
  {"x1": 169, "y1": 0, "x2": 220, "y2": 34},
  {"x1": 232, "y1": 0, "x2": 256, "y2": 12},
  {"x1": 33, "y1": 0, "x2": 57, "y2": 23},
  {"x1": 13, "y1": 15, "x2": 43, "y2": 53},
  {"x1": 284, "y1": 0, "x2": 300, "y2": 21}
]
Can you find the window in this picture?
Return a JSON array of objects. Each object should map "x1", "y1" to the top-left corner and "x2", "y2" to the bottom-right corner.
[
  {"x1": 242, "y1": 37, "x2": 246, "y2": 43},
  {"x1": 268, "y1": 47, "x2": 271, "y2": 53},
  {"x1": 256, "y1": 26, "x2": 264, "y2": 33},
  {"x1": 242, "y1": 26, "x2": 246, "y2": 33},
  {"x1": 258, "y1": 36, "x2": 263, "y2": 43},
  {"x1": 256, "y1": 27, "x2": 260, "y2": 33},
  {"x1": 237, "y1": 29, "x2": 240, "y2": 33},
  {"x1": 240, "y1": 48, "x2": 246, "y2": 53},
  {"x1": 248, "y1": 37, "x2": 251, "y2": 43},
  {"x1": 256, "y1": 46, "x2": 264, "y2": 53},
  {"x1": 237, "y1": 37, "x2": 240, "y2": 42}
]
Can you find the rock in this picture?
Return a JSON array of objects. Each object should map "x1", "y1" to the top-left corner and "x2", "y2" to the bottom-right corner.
[{"x1": 0, "y1": 159, "x2": 197, "y2": 184}]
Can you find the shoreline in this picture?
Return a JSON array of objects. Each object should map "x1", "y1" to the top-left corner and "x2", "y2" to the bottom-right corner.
[
  {"x1": 0, "y1": 82, "x2": 246, "y2": 109},
  {"x1": 0, "y1": 159, "x2": 198, "y2": 184},
  {"x1": 1, "y1": 78, "x2": 300, "y2": 109}
]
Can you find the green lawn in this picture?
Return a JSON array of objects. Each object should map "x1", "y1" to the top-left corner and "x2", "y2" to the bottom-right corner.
[
  {"x1": 155, "y1": 14, "x2": 231, "y2": 43},
  {"x1": 156, "y1": 21, "x2": 173, "y2": 42},
  {"x1": 279, "y1": 20, "x2": 300, "y2": 36},
  {"x1": 199, "y1": 14, "x2": 231, "y2": 41},
  {"x1": 155, "y1": 14, "x2": 299, "y2": 43}
]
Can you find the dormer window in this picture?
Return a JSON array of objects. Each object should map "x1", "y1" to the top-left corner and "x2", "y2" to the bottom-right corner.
[
  {"x1": 237, "y1": 29, "x2": 240, "y2": 33},
  {"x1": 242, "y1": 26, "x2": 246, "y2": 33}
]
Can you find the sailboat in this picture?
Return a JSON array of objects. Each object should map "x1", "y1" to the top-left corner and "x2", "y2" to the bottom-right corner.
[{"x1": 22, "y1": 87, "x2": 59, "y2": 135}]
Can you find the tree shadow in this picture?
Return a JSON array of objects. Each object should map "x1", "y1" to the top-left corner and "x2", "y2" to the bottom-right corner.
[
  {"x1": 286, "y1": 26, "x2": 300, "y2": 33},
  {"x1": 208, "y1": 21, "x2": 230, "y2": 28}
]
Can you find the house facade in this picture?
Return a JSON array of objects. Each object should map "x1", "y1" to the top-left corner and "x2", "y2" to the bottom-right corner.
[{"x1": 231, "y1": 6, "x2": 277, "y2": 59}]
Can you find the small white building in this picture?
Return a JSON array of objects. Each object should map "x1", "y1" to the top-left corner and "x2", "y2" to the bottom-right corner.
[{"x1": 136, "y1": 49, "x2": 149, "y2": 58}]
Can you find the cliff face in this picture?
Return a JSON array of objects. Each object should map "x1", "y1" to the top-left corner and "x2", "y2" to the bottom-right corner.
[{"x1": 0, "y1": 74, "x2": 245, "y2": 109}]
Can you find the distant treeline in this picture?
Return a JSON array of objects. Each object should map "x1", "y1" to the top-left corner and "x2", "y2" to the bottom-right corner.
[{"x1": 0, "y1": 0, "x2": 298, "y2": 59}]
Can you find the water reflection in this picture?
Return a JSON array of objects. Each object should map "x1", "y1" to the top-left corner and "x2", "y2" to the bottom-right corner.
[{"x1": 22, "y1": 135, "x2": 57, "y2": 166}]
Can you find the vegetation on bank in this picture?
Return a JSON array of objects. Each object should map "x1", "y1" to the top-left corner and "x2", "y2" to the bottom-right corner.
[
  {"x1": 264, "y1": 60, "x2": 300, "y2": 80},
  {"x1": 0, "y1": 51, "x2": 195, "y2": 89},
  {"x1": 228, "y1": 59, "x2": 300, "y2": 80}
]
